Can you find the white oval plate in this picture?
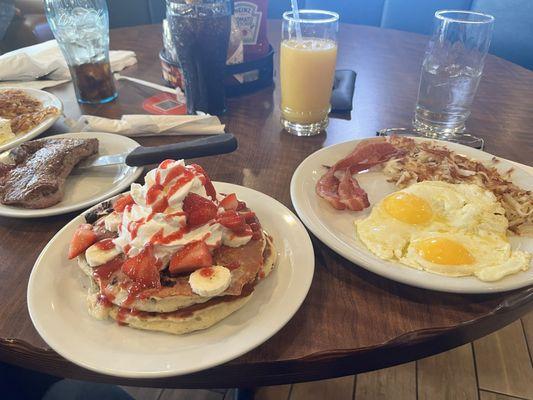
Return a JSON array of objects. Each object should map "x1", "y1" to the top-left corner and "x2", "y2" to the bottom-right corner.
[
  {"x1": 0, "y1": 87, "x2": 63, "y2": 153},
  {"x1": 27, "y1": 182, "x2": 314, "y2": 378},
  {"x1": 0, "y1": 132, "x2": 143, "y2": 218},
  {"x1": 291, "y1": 137, "x2": 533, "y2": 294}
]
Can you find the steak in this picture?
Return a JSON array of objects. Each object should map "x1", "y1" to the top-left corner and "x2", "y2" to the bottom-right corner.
[{"x1": 0, "y1": 138, "x2": 99, "y2": 208}]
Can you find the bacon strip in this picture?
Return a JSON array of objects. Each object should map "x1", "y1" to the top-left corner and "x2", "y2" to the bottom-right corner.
[{"x1": 315, "y1": 138, "x2": 400, "y2": 211}]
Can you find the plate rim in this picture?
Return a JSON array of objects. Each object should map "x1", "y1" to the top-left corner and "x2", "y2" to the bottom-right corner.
[
  {"x1": 27, "y1": 182, "x2": 315, "y2": 378},
  {"x1": 0, "y1": 131, "x2": 143, "y2": 218},
  {"x1": 0, "y1": 87, "x2": 64, "y2": 153},
  {"x1": 290, "y1": 136, "x2": 532, "y2": 294}
]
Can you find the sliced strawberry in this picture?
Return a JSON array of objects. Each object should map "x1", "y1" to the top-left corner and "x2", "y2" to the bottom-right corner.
[
  {"x1": 218, "y1": 210, "x2": 246, "y2": 232},
  {"x1": 169, "y1": 241, "x2": 213, "y2": 274},
  {"x1": 220, "y1": 193, "x2": 238, "y2": 211},
  {"x1": 236, "y1": 201, "x2": 247, "y2": 211},
  {"x1": 239, "y1": 224, "x2": 253, "y2": 237},
  {"x1": 249, "y1": 222, "x2": 261, "y2": 232},
  {"x1": 182, "y1": 193, "x2": 218, "y2": 227},
  {"x1": 114, "y1": 194, "x2": 134, "y2": 212},
  {"x1": 68, "y1": 224, "x2": 97, "y2": 259},
  {"x1": 121, "y1": 245, "x2": 161, "y2": 289},
  {"x1": 190, "y1": 164, "x2": 217, "y2": 201},
  {"x1": 239, "y1": 210, "x2": 257, "y2": 224}
]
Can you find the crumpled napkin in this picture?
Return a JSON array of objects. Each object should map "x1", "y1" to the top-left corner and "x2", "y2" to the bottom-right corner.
[
  {"x1": 0, "y1": 40, "x2": 137, "y2": 89},
  {"x1": 73, "y1": 114, "x2": 225, "y2": 136}
]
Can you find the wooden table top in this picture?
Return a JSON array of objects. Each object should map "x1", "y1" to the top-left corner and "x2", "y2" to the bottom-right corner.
[{"x1": 0, "y1": 21, "x2": 532, "y2": 388}]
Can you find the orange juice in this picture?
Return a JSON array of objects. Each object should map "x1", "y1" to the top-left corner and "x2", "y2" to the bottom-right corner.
[{"x1": 280, "y1": 38, "x2": 337, "y2": 125}]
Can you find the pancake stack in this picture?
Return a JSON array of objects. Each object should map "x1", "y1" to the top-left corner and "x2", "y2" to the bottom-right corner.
[
  {"x1": 78, "y1": 229, "x2": 276, "y2": 334},
  {"x1": 68, "y1": 160, "x2": 277, "y2": 335}
]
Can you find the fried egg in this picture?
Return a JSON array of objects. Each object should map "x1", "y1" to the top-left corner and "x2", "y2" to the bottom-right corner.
[
  {"x1": 401, "y1": 231, "x2": 530, "y2": 281},
  {"x1": 355, "y1": 181, "x2": 531, "y2": 281}
]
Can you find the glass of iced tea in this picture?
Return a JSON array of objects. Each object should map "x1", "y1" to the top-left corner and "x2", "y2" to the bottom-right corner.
[
  {"x1": 280, "y1": 10, "x2": 339, "y2": 136},
  {"x1": 45, "y1": 0, "x2": 118, "y2": 104}
]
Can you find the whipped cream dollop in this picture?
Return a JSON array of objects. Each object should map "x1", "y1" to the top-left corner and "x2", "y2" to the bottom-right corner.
[{"x1": 113, "y1": 160, "x2": 252, "y2": 263}]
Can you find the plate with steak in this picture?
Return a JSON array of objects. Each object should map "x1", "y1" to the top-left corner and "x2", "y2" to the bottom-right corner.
[
  {"x1": 27, "y1": 160, "x2": 314, "y2": 377},
  {"x1": 0, "y1": 132, "x2": 143, "y2": 217}
]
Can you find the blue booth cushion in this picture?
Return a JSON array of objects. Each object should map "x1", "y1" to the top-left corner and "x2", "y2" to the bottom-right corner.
[
  {"x1": 380, "y1": 0, "x2": 473, "y2": 35},
  {"x1": 304, "y1": 0, "x2": 386, "y2": 26},
  {"x1": 471, "y1": 0, "x2": 533, "y2": 70}
]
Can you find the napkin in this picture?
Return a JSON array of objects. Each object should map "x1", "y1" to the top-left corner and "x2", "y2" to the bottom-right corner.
[
  {"x1": 0, "y1": 40, "x2": 137, "y2": 89},
  {"x1": 74, "y1": 114, "x2": 225, "y2": 136}
]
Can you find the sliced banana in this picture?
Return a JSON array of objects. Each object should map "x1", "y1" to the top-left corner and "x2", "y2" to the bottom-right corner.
[
  {"x1": 189, "y1": 265, "x2": 231, "y2": 297},
  {"x1": 221, "y1": 228, "x2": 252, "y2": 248},
  {"x1": 85, "y1": 243, "x2": 121, "y2": 267}
]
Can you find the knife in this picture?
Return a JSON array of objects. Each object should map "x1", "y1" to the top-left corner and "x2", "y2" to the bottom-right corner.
[{"x1": 76, "y1": 134, "x2": 238, "y2": 169}]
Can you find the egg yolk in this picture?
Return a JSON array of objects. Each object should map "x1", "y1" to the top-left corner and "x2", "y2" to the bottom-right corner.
[
  {"x1": 383, "y1": 193, "x2": 432, "y2": 224},
  {"x1": 415, "y1": 238, "x2": 475, "y2": 265}
]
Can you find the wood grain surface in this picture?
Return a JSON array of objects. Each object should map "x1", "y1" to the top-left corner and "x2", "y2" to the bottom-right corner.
[
  {"x1": 355, "y1": 362, "x2": 416, "y2": 400},
  {"x1": 418, "y1": 345, "x2": 478, "y2": 400},
  {"x1": 474, "y1": 321, "x2": 533, "y2": 399},
  {"x1": 0, "y1": 21, "x2": 532, "y2": 388}
]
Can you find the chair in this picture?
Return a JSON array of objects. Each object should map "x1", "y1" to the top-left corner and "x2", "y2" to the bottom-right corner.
[
  {"x1": 380, "y1": 0, "x2": 473, "y2": 35},
  {"x1": 106, "y1": 0, "x2": 161, "y2": 28},
  {"x1": 471, "y1": 0, "x2": 533, "y2": 70},
  {"x1": 304, "y1": 0, "x2": 386, "y2": 26},
  {"x1": 0, "y1": 0, "x2": 51, "y2": 53},
  {"x1": 268, "y1": 0, "x2": 302, "y2": 19}
]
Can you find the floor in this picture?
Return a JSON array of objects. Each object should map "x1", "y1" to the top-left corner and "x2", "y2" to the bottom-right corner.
[{"x1": 122, "y1": 311, "x2": 533, "y2": 400}]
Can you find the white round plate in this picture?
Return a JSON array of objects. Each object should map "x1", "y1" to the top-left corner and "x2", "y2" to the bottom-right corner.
[
  {"x1": 291, "y1": 137, "x2": 533, "y2": 294},
  {"x1": 27, "y1": 182, "x2": 314, "y2": 378},
  {"x1": 0, "y1": 132, "x2": 143, "y2": 218},
  {"x1": 0, "y1": 87, "x2": 63, "y2": 153}
]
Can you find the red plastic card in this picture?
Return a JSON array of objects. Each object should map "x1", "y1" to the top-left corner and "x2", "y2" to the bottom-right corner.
[{"x1": 142, "y1": 93, "x2": 187, "y2": 115}]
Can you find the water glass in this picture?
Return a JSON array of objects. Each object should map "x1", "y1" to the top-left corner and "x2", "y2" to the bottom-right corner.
[
  {"x1": 413, "y1": 10, "x2": 494, "y2": 138},
  {"x1": 45, "y1": 0, "x2": 117, "y2": 104},
  {"x1": 280, "y1": 10, "x2": 339, "y2": 136}
]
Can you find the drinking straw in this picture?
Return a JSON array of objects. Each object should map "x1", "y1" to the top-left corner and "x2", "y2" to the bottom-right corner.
[{"x1": 290, "y1": 0, "x2": 302, "y2": 41}]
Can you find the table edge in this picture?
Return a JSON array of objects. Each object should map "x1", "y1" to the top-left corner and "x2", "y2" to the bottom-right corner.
[{"x1": 2, "y1": 285, "x2": 532, "y2": 387}]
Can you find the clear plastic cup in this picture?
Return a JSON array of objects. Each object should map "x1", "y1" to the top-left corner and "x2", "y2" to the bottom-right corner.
[{"x1": 45, "y1": 0, "x2": 118, "y2": 104}]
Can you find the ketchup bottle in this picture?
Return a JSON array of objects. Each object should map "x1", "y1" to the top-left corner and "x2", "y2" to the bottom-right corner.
[{"x1": 233, "y1": 0, "x2": 270, "y2": 61}]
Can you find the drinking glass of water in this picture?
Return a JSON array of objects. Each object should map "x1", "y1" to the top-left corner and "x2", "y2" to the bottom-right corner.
[
  {"x1": 45, "y1": 0, "x2": 117, "y2": 104},
  {"x1": 413, "y1": 10, "x2": 494, "y2": 140}
]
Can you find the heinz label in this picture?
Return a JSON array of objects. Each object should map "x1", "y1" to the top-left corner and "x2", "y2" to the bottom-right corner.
[{"x1": 234, "y1": 1, "x2": 262, "y2": 45}]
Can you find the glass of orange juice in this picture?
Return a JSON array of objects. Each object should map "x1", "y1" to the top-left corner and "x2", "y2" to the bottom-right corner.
[{"x1": 280, "y1": 10, "x2": 339, "y2": 136}]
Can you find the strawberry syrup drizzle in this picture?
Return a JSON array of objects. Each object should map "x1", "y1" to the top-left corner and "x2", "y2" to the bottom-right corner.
[
  {"x1": 112, "y1": 162, "x2": 226, "y2": 319},
  {"x1": 92, "y1": 256, "x2": 124, "y2": 315},
  {"x1": 200, "y1": 267, "x2": 215, "y2": 278},
  {"x1": 128, "y1": 219, "x2": 145, "y2": 240},
  {"x1": 160, "y1": 163, "x2": 186, "y2": 186},
  {"x1": 116, "y1": 307, "x2": 141, "y2": 324},
  {"x1": 93, "y1": 257, "x2": 124, "y2": 282},
  {"x1": 146, "y1": 183, "x2": 163, "y2": 205},
  {"x1": 122, "y1": 283, "x2": 148, "y2": 308},
  {"x1": 94, "y1": 238, "x2": 115, "y2": 250},
  {"x1": 149, "y1": 226, "x2": 191, "y2": 245},
  {"x1": 166, "y1": 171, "x2": 195, "y2": 199}
]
